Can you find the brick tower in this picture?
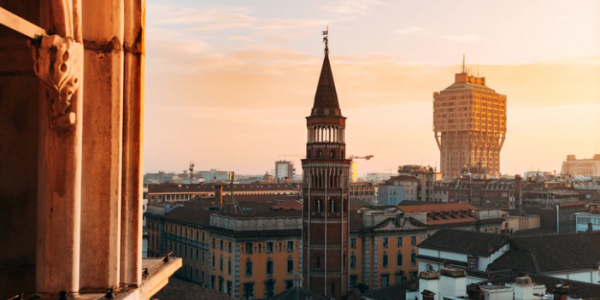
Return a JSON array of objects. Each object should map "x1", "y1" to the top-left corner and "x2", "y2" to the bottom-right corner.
[{"x1": 302, "y1": 32, "x2": 351, "y2": 299}]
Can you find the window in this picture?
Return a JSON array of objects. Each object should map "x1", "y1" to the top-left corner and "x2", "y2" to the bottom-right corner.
[
  {"x1": 219, "y1": 256, "x2": 223, "y2": 272},
  {"x1": 410, "y1": 236, "x2": 417, "y2": 246},
  {"x1": 382, "y1": 237, "x2": 388, "y2": 248},
  {"x1": 331, "y1": 282, "x2": 335, "y2": 296},
  {"x1": 382, "y1": 252, "x2": 388, "y2": 268},
  {"x1": 212, "y1": 238, "x2": 215, "y2": 249},
  {"x1": 228, "y1": 257, "x2": 232, "y2": 274},
  {"x1": 410, "y1": 250, "x2": 417, "y2": 266},
  {"x1": 245, "y1": 259, "x2": 253, "y2": 277},
  {"x1": 330, "y1": 199, "x2": 335, "y2": 213},
  {"x1": 266, "y1": 259, "x2": 274, "y2": 276},
  {"x1": 227, "y1": 281, "x2": 232, "y2": 296},
  {"x1": 381, "y1": 274, "x2": 389, "y2": 287},
  {"x1": 212, "y1": 255, "x2": 215, "y2": 269},
  {"x1": 258, "y1": 243, "x2": 262, "y2": 253},
  {"x1": 409, "y1": 271, "x2": 418, "y2": 279},
  {"x1": 395, "y1": 271, "x2": 405, "y2": 283},
  {"x1": 265, "y1": 280, "x2": 275, "y2": 298},
  {"x1": 468, "y1": 255, "x2": 478, "y2": 270},
  {"x1": 350, "y1": 254, "x2": 356, "y2": 269},
  {"x1": 350, "y1": 238, "x2": 357, "y2": 249},
  {"x1": 267, "y1": 242, "x2": 274, "y2": 253},
  {"x1": 245, "y1": 242, "x2": 253, "y2": 254},
  {"x1": 287, "y1": 257, "x2": 294, "y2": 274},
  {"x1": 316, "y1": 200, "x2": 322, "y2": 213},
  {"x1": 397, "y1": 237, "x2": 403, "y2": 247},
  {"x1": 396, "y1": 252, "x2": 403, "y2": 267},
  {"x1": 316, "y1": 257, "x2": 321, "y2": 269},
  {"x1": 285, "y1": 280, "x2": 294, "y2": 290},
  {"x1": 243, "y1": 283, "x2": 254, "y2": 300},
  {"x1": 287, "y1": 241, "x2": 294, "y2": 252},
  {"x1": 228, "y1": 242, "x2": 232, "y2": 253},
  {"x1": 350, "y1": 275, "x2": 358, "y2": 288},
  {"x1": 219, "y1": 277, "x2": 223, "y2": 292},
  {"x1": 211, "y1": 275, "x2": 215, "y2": 289},
  {"x1": 220, "y1": 240, "x2": 223, "y2": 250}
]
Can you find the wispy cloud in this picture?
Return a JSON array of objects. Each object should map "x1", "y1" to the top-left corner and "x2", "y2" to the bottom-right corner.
[
  {"x1": 319, "y1": 0, "x2": 385, "y2": 17},
  {"x1": 393, "y1": 26, "x2": 426, "y2": 35},
  {"x1": 148, "y1": 4, "x2": 255, "y2": 25},
  {"x1": 228, "y1": 36, "x2": 253, "y2": 42},
  {"x1": 443, "y1": 34, "x2": 478, "y2": 41}
]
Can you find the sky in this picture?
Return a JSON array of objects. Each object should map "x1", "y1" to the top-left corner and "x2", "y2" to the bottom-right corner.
[{"x1": 144, "y1": 0, "x2": 600, "y2": 177}]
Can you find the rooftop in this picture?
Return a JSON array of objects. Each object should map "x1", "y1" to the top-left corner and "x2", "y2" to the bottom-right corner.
[{"x1": 418, "y1": 229, "x2": 509, "y2": 256}]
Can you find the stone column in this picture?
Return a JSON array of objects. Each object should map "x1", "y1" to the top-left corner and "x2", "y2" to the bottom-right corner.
[
  {"x1": 35, "y1": 0, "x2": 84, "y2": 296},
  {"x1": 79, "y1": 0, "x2": 124, "y2": 290}
]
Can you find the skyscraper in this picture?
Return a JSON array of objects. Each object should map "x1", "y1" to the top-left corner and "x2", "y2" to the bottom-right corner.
[
  {"x1": 302, "y1": 34, "x2": 351, "y2": 299},
  {"x1": 433, "y1": 60, "x2": 507, "y2": 179}
]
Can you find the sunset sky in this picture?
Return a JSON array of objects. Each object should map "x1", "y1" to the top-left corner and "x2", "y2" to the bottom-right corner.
[{"x1": 144, "y1": 0, "x2": 600, "y2": 176}]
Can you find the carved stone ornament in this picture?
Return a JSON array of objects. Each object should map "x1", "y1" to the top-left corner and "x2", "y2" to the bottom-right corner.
[{"x1": 28, "y1": 35, "x2": 83, "y2": 130}]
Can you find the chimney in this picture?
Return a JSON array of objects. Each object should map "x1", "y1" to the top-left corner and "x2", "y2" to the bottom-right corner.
[
  {"x1": 215, "y1": 185, "x2": 223, "y2": 207},
  {"x1": 439, "y1": 268, "x2": 467, "y2": 298},
  {"x1": 513, "y1": 276, "x2": 533, "y2": 300},
  {"x1": 588, "y1": 222, "x2": 593, "y2": 233},
  {"x1": 487, "y1": 244, "x2": 494, "y2": 254},
  {"x1": 419, "y1": 271, "x2": 440, "y2": 300},
  {"x1": 552, "y1": 284, "x2": 569, "y2": 300},
  {"x1": 285, "y1": 177, "x2": 290, "y2": 183},
  {"x1": 421, "y1": 290, "x2": 436, "y2": 300}
]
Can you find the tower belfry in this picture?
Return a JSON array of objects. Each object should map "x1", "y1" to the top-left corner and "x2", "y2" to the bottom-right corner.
[{"x1": 302, "y1": 28, "x2": 351, "y2": 299}]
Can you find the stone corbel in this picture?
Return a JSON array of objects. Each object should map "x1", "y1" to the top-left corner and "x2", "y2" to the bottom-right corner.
[{"x1": 28, "y1": 35, "x2": 83, "y2": 130}]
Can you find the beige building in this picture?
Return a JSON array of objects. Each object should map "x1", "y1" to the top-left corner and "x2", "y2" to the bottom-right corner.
[
  {"x1": 561, "y1": 154, "x2": 600, "y2": 177},
  {"x1": 433, "y1": 62, "x2": 507, "y2": 179}
]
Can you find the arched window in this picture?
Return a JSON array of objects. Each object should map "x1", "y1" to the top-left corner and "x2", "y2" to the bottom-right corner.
[
  {"x1": 330, "y1": 199, "x2": 335, "y2": 213},
  {"x1": 350, "y1": 252, "x2": 356, "y2": 269},
  {"x1": 318, "y1": 150, "x2": 322, "y2": 158},
  {"x1": 330, "y1": 150, "x2": 334, "y2": 158},
  {"x1": 245, "y1": 257, "x2": 253, "y2": 276},
  {"x1": 316, "y1": 200, "x2": 322, "y2": 213},
  {"x1": 266, "y1": 257, "x2": 274, "y2": 276}
]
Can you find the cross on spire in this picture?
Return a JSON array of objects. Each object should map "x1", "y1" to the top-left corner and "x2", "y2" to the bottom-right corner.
[{"x1": 322, "y1": 26, "x2": 329, "y2": 55}]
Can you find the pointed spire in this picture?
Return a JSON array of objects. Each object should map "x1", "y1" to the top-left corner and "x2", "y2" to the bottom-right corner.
[{"x1": 311, "y1": 47, "x2": 341, "y2": 117}]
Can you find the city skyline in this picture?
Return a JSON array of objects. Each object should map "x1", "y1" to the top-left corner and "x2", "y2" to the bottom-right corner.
[{"x1": 144, "y1": 0, "x2": 600, "y2": 176}]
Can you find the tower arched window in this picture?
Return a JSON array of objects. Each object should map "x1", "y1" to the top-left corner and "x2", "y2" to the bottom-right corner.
[
  {"x1": 330, "y1": 150, "x2": 334, "y2": 158},
  {"x1": 315, "y1": 256, "x2": 321, "y2": 269},
  {"x1": 330, "y1": 199, "x2": 335, "y2": 213},
  {"x1": 316, "y1": 200, "x2": 322, "y2": 213},
  {"x1": 318, "y1": 150, "x2": 322, "y2": 158}
]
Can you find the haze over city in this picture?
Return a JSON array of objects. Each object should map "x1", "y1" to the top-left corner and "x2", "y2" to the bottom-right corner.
[{"x1": 144, "y1": 0, "x2": 600, "y2": 176}]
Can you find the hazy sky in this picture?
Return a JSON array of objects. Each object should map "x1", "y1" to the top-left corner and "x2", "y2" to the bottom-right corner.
[{"x1": 144, "y1": 0, "x2": 600, "y2": 176}]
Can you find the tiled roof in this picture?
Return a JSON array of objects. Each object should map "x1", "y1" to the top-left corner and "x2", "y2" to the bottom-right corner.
[
  {"x1": 490, "y1": 231, "x2": 600, "y2": 273},
  {"x1": 510, "y1": 227, "x2": 557, "y2": 237},
  {"x1": 400, "y1": 202, "x2": 478, "y2": 226},
  {"x1": 148, "y1": 183, "x2": 298, "y2": 193},
  {"x1": 152, "y1": 278, "x2": 229, "y2": 300},
  {"x1": 418, "y1": 229, "x2": 509, "y2": 256},
  {"x1": 265, "y1": 286, "x2": 328, "y2": 300},
  {"x1": 271, "y1": 199, "x2": 303, "y2": 210},
  {"x1": 384, "y1": 175, "x2": 419, "y2": 184},
  {"x1": 162, "y1": 207, "x2": 214, "y2": 226},
  {"x1": 349, "y1": 198, "x2": 373, "y2": 208},
  {"x1": 362, "y1": 279, "x2": 417, "y2": 300}
]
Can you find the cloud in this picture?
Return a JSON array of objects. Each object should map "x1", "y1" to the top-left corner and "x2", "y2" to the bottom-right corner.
[
  {"x1": 148, "y1": 4, "x2": 255, "y2": 25},
  {"x1": 319, "y1": 0, "x2": 385, "y2": 17},
  {"x1": 228, "y1": 36, "x2": 253, "y2": 42},
  {"x1": 443, "y1": 34, "x2": 478, "y2": 41},
  {"x1": 393, "y1": 26, "x2": 426, "y2": 35}
]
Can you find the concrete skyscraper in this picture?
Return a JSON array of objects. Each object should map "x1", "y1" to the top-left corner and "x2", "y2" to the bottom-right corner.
[
  {"x1": 434, "y1": 59, "x2": 507, "y2": 179},
  {"x1": 302, "y1": 32, "x2": 351, "y2": 299}
]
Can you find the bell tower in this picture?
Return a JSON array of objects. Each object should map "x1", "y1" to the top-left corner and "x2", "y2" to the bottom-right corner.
[{"x1": 302, "y1": 29, "x2": 351, "y2": 299}]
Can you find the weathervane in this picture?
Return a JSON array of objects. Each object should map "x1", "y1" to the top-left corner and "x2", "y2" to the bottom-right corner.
[{"x1": 322, "y1": 26, "x2": 329, "y2": 55}]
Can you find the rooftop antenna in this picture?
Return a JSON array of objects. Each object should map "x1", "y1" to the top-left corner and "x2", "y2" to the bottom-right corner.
[
  {"x1": 322, "y1": 26, "x2": 329, "y2": 55},
  {"x1": 462, "y1": 54, "x2": 466, "y2": 73},
  {"x1": 189, "y1": 160, "x2": 195, "y2": 184}
]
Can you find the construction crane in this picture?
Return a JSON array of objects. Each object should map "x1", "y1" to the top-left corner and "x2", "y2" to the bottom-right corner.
[{"x1": 349, "y1": 155, "x2": 373, "y2": 160}]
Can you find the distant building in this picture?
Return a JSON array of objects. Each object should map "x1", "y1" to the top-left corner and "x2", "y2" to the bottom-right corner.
[
  {"x1": 575, "y1": 202, "x2": 600, "y2": 232},
  {"x1": 432, "y1": 180, "x2": 452, "y2": 202},
  {"x1": 366, "y1": 173, "x2": 396, "y2": 182},
  {"x1": 349, "y1": 181, "x2": 380, "y2": 205},
  {"x1": 351, "y1": 161, "x2": 358, "y2": 182},
  {"x1": 275, "y1": 160, "x2": 295, "y2": 181},
  {"x1": 398, "y1": 165, "x2": 441, "y2": 201},
  {"x1": 147, "y1": 182, "x2": 300, "y2": 204},
  {"x1": 198, "y1": 169, "x2": 231, "y2": 183},
  {"x1": 562, "y1": 154, "x2": 600, "y2": 177},
  {"x1": 433, "y1": 62, "x2": 507, "y2": 180},
  {"x1": 378, "y1": 176, "x2": 420, "y2": 205}
]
